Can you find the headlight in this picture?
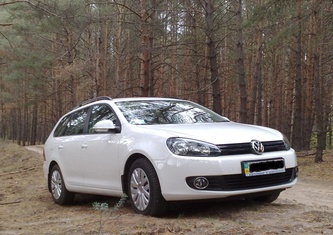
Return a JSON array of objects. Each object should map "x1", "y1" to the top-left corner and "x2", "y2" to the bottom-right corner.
[
  {"x1": 166, "y1": 137, "x2": 221, "y2": 157},
  {"x1": 283, "y1": 134, "x2": 291, "y2": 150}
]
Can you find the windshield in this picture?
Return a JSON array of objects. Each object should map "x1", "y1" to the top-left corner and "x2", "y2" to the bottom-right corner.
[{"x1": 115, "y1": 100, "x2": 229, "y2": 125}]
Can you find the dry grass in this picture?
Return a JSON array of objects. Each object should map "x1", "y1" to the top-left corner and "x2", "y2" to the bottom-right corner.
[
  {"x1": 0, "y1": 141, "x2": 39, "y2": 174},
  {"x1": 297, "y1": 150, "x2": 333, "y2": 181}
]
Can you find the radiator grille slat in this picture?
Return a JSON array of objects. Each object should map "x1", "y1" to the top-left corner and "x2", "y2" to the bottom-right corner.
[{"x1": 218, "y1": 140, "x2": 287, "y2": 155}]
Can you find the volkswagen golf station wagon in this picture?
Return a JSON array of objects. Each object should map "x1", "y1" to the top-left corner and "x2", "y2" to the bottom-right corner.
[{"x1": 43, "y1": 96, "x2": 298, "y2": 216}]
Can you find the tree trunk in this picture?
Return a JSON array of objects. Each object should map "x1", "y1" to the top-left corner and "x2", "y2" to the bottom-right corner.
[
  {"x1": 312, "y1": 2, "x2": 324, "y2": 162},
  {"x1": 314, "y1": 53, "x2": 324, "y2": 162},
  {"x1": 236, "y1": 0, "x2": 247, "y2": 123},
  {"x1": 291, "y1": 0, "x2": 303, "y2": 151},
  {"x1": 204, "y1": 0, "x2": 222, "y2": 114},
  {"x1": 30, "y1": 100, "x2": 37, "y2": 145},
  {"x1": 98, "y1": 15, "x2": 110, "y2": 96},
  {"x1": 255, "y1": 21, "x2": 263, "y2": 126},
  {"x1": 140, "y1": 0, "x2": 151, "y2": 97}
]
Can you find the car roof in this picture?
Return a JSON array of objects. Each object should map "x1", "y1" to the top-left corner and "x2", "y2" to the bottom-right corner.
[
  {"x1": 111, "y1": 97, "x2": 182, "y2": 102},
  {"x1": 72, "y1": 96, "x2": 184, "y2": 111}
]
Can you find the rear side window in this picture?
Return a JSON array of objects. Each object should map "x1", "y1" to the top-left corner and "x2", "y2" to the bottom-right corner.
[
  {"x1": 54, "y1": 115, "x2": 71, "y2": 137},
  {"x1": 54, "y1": 108, "x2": 89, "y2": 137}
]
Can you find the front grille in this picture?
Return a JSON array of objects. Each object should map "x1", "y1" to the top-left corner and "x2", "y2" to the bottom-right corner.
[
  {"x1": 217, "y1": 140, "x2": 287, "y2": 155},
  {"x1": 186, "y1": 167, "x2": 298, "y2": 191}
]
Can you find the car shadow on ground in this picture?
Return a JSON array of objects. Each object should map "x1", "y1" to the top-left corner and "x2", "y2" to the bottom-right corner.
[{"x1": 69, "y1": 193, "x2": 293, "y2": 218}]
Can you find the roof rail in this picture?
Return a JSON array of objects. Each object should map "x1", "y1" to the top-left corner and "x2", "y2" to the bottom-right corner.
[{"x1": 73, "y1": 96, "x2": 112, "y2": 109}]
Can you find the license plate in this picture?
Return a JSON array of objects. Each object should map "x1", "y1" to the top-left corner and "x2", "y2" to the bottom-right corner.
[{"x1": 242, "y1": 158, "x2": 285, "y2": 177}]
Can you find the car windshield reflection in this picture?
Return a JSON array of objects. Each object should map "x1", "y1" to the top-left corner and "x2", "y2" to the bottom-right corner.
[{"x1": 115, "y1": 100, "x2": 229, "y2": 125}]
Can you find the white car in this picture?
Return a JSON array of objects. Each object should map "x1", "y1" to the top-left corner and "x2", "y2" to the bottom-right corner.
[{"x1": 43, "y1": 96, "x2": 298, "y2": 216}]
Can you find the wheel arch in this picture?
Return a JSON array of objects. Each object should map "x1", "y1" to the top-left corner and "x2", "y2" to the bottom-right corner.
[
  {"x1": 122, "y1": 153, "x2": 168, "y2": 216},
  {"x1": 122, "y1": 153, "x2": 152, "y2": 196},
  {"x1": 47, "y1": 160, "x2": 60, "y2": 192}
]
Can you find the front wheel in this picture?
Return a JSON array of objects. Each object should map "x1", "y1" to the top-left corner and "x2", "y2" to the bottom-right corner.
[
  {"x1": 49, "y1": 165, "x2": 74, "y2": 205},
  {"x1": 128, "y1": 158, "x2": 167, "y2": 216}
]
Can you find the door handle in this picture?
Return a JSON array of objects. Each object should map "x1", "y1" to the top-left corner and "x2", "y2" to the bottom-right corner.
[
  {"x1": 58, "y1": 145, "x2": 63, "y2": 150},
  {"x1": 81, "y1": 143, "x2": 88, "y2": 149}
]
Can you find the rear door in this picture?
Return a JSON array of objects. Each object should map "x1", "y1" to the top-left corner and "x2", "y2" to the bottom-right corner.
[{"x1": 53, "y1": 108, "x2": 90, "y2": 187}]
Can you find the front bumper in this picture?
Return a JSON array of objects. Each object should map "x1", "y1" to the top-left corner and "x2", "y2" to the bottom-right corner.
[{"x1": 156, "y1": 149, "x2": 298, "y2": 201}]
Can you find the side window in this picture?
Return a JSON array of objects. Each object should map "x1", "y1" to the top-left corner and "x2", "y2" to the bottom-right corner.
[
  {"x1": 54, "y1": 115, "x2": 71, "y2": 137},
  {"x1": 88, "y1": 104, "x2": 118, "y2": 133},
  {"x1": 54, "y1": 108, "x2": 89, "y2": 137},
  {"x1": 64, "y1": 108, "x2": 89, "y2": 136}
]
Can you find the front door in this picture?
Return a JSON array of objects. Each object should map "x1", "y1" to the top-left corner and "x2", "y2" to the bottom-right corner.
[{"x1": 81, "y1": 104, "x2": 122, "y2": 191}]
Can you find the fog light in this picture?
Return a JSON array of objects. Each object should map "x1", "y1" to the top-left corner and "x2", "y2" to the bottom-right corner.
[{"x1": 193, "y1": 177, "x2": 209, "y2": 189}]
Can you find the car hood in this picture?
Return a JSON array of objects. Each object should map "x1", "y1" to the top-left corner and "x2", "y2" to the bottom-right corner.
[{"x1": 134, "y1": 122, "x2": 283, "y2": 144}]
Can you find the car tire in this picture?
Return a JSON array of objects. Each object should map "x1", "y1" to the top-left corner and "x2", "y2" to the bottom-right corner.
[
  {"x1": 252, "y1": 191, "x2": 280, "y2": 204},
  {"x1": 128, "y1": 158, "x2": 167, "y2": 216},
  {"x1": 49, "y1": 165, "x2": 74, "y2": 205}
]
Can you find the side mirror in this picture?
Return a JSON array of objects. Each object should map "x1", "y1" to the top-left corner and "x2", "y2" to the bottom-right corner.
[{"x1": 92, "y1": 120, "x2": 120, "y2": 133}]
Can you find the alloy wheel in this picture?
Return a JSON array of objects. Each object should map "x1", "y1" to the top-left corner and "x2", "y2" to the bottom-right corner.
[
  {"x1": 130, "y1": 168, "x2": 150, "y2": 211},
  {"x1": 51, "y1": 170, "x2": 62, "y2": 200}
]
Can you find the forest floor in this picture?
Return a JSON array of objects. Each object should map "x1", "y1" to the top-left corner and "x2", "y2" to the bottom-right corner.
[{"x1": 0, "y1": 141, "x2": 333, "y2": 235}]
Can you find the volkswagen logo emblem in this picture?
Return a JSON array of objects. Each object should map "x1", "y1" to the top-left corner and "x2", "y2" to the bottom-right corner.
[{"x1": 251, "y1": 140, "x2": 264, "y2": 154}]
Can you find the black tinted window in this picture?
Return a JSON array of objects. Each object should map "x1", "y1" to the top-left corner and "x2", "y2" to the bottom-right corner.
[
  {"x1": 54, "y1": 115, "x2": 71, "y2": 137},
  {"x1": 88, "y1": 104, "x2": 118, "y2": 133},
  {"x1": 54, "y1": 108, "x2": 89, "y2": 137}
]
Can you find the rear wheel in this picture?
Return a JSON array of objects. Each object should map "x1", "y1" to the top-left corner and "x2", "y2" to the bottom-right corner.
[
  {"x1": 49, "y1": 165, "x2": 74, "y2": 205},
  {"x1": 128, "y1": 158, "x2": 167, "y2": 216}
]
